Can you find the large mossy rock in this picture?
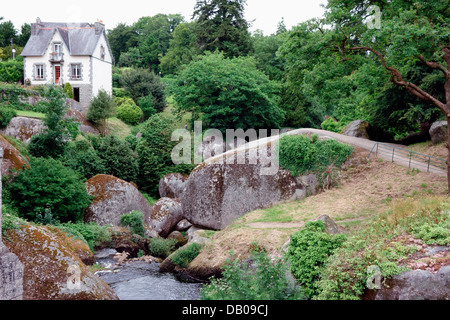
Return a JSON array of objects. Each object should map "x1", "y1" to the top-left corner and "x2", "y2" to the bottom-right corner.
[
  {"x1": 0, "y1": 116, "x2": 45, "y2": 143},
  {"x1": 3, "y1": 222, "x2": 118, "y2": 300},
  {"x1": 84, "y1": 174, "x2": 152, "y2": 227},
  {"x1": 181, "y1": 143, "x2": 305, "y2": 230},
  {"x1": 0, "y1": 135, "x2": 28, "y2": 176},
  {"x1": 363, "y1": 265, "x2": 450, "y2": 300},
  {"x1": 341, "y1": 120, "x2": 370, "y2": 139},
  {"x1": 429, "y1": 121, "x2": 447, "y2": 145},
  {"x1": 147, "y1": 198, "x2": 184, "y2": 238},
  {"x1": 158, "y1": 173, "x2": 188, "y2": 199}
]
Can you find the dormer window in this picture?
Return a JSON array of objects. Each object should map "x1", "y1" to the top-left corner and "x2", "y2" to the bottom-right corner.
[{"x1": 54, "y1": 43, "x2": 61, "y2": 54}]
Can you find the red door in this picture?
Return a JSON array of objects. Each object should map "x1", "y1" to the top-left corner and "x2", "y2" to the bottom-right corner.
[{"x1": 55, "y1": 66, "x2": 61, "y2": 84}]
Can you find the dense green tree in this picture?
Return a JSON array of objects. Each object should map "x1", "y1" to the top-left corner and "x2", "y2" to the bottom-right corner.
[
  {"x1": 320, "y1": 0, "x2": 450, "y2": 189},
  {"x1": 29, "y1": 86, "x2": 78, "y2": 158},
  {"x1": 86, "y1": 89, "x2": 116, "y2": 134},
  {"x1": 118, "y1": 47, "x2": 145, "y2": 69},
  {"x1": 107, "y1": 23, "x2": 138, "y2": 64},
  {"x1": 193, "y1": 0, "x2": 252, "y2": 58},
  {"x1": 134, "y1": 14, "x2": 185, "y2": 72},
  {"x1": 160, "y1": 22, "x2": 199, "y2": 75},
  {"x1": 172, "y1": 52, "x2": 284, "y2": 133},
  {"x1": 251, "y1": 29, "x2": 286, "y2": 81},
  {"x1": 0, "y1": 19, "x2": 16, "y2": 48},
  {"x1": 119, "y1": 68, "x2": 167, "y2": 112},
  {"x1": 94, "y1": 135, "x2": 139, "y2": 183},
  {"x1": 7, "y1": 157, "x2": 92, "y2": 223}
]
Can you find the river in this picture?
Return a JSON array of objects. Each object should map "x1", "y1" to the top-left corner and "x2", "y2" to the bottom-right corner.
[{"x1": 94, "y1": 249, "x2": 202, "y2": 300}]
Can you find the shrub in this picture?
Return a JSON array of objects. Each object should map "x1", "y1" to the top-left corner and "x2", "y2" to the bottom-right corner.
[
  {"x1": 61, "y1": 141, "x2": 106, "y2": 181},
  {"x1": 137, "y1": 95, "x2": 157, "y2": 119},
  {"x1": 315, "y1": 197, "x2": 448, "y2": 300},
  {"x1": 28, "y1": 131, "x2": 67, "y2": 159},
  {"x1": 86, "y1": 89, "x2": 115, "y2": 125},
  {"x1": 64, "y1": 83, "x2": 73, "y2": 99},
  {"x1": 287, "y1": 220, "x2": 346, "y2": 298},
  {"x1": 6, "y1": 157, "x2": 93, "y2": 223},
  {"x1": 120, "y1": 211, "x2": 145, "y2": 237},
  {"x1": 321, "y1": 117, "x2": 343, "y2": 133},
  {"x1": 116, "y1": 102, "x2": 143, "y2": 125},
  {"x1": 94, "y1": 135, "x2": 139, "y2": 183},
  {"x1": 59, "y1": 222, "x2": 112, "y2": 251},
  {"x1": 119, "y1": 68, "x2": 167, "y2": 112},
  {"x1": 148, "y1": 237, "x2": 177, "y2": 259},
  {"x1": 170, "y1": 243, "x2": 203, "y2": 268},
  {"x1": 0, "y1": 106, "x2": 16, "y2": 128},
  {"x1": 0, "y1": 60, "x2": 23, "y2": 83},
  {"x1": 277, "y1": 134, "x2": 353, "y2": 184},
  {"x1": 112, "y1": 87, "x2": 131, "y2": 98},
  {"x1": 200, "y1": 250, "x2": 305, "y2": 300}
]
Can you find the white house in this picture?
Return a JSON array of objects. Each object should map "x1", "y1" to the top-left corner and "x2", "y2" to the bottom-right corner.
[{"x1": 21, "y1": 19, "x2": 114, "y2": 107}]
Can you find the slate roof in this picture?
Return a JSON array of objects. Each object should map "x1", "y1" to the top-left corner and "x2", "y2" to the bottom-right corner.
[{"x1": 21, "y1": 22, "x2": 105, "y2": 57}]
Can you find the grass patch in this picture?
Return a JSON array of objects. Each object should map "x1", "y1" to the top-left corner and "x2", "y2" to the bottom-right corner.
[
  {"x1": 14, "y1": 110, "x2": 45, "y2": 119},
  {"x1": 253, "y1": 205, "x2": 294, "y2": 223},
  {"x1": 105, "y1": 117, "x2": 132, "y2": 139},
  {"x1": 171, "y1": 242, "x2": 204, "y2": 268}
]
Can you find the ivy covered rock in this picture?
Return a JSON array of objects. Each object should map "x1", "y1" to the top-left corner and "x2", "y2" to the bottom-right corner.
[{"x1": 84, "y1": 174, "x2": 152, "y2": 227}]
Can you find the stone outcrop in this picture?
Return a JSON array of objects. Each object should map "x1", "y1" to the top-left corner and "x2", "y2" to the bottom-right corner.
[
  {"x1": 429, "y1": 121, "x2": 448, "y2": 145},
  {"x1": 147, "y1": 198, "x2": 184, "y2": 238},
  {"x1": 363, "y1": 266, "x2": 450, "y2": 300},
  {"x1": 84, "y1": 174, "x2": 152, "y2": 227},
  {"x1": 0, "y1": 148, "x2": 24, "y2": 300},
  {"x1": 0, "y1": 116, "x2": 45, "y2": 143},
  {"x1": 3, "y1": 221, "x2": 118, "y2": 300},
  {"x1": 342, "y1": 120, "x2": 370, "y2": 139},
  {"x1": 158, "y1": 173, "x2": 188, "y2": 199},
  {"x1": 182, "y1": 139, "x2": 306, "y2": 230},
  {"x1": 0, "y1": 135, "x2": 28, "y2": 176}
]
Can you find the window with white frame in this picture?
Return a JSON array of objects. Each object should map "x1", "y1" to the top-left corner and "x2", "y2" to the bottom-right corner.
[
  {"x1": 71, "y1": 64, "x2": 82, "y2": 80},
  {"x1": 35, "y1": 64, "x2": 45, "y2": 80}
]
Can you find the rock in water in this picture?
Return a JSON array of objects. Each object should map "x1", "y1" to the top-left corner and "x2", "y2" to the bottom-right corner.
[
  {"x1": 182, "y1": 140, "x2": 306, "y2": 230},
  {"x1": 84, "y1": 174, "x2": 152, "y2": 227},
  {"x1": 159, "y1": 173, "x2": 188, "y2": 199}
]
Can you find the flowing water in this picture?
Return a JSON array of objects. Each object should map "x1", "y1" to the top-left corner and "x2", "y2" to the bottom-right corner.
[{"x1": 94, "y1": 249, "x2": 202, "y2": 300}]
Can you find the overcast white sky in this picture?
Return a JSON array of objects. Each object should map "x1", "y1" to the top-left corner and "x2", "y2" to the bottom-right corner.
[{"x1": 2, "y1": 0, "x2": 326, "y2": 35}]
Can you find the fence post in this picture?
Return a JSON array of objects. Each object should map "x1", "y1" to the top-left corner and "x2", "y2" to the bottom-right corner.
[
  {"x1": 428, "y1": 157, "x2": 431, "y2": 173},
  {"x1": 392, "y1": 147, "x2": 395, "y2": 162},
  {"x1": 409, "y1": 152, "x2": 412, "y2": 169}
]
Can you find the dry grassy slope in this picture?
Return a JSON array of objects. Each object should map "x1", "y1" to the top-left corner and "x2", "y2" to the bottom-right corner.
[{"x1": 189, "y1": 146, "x2": 449, "y2": 273}]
